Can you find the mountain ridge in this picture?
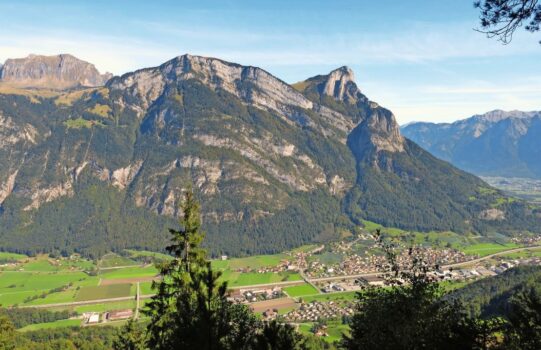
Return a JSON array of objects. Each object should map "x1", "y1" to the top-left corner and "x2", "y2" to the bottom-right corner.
[
  {"x1": 402, "y1": 110, "x2": 541, "y2": 179},
  {"x1": 0, "y1": 54, "x2": 538, "y2": 257}
]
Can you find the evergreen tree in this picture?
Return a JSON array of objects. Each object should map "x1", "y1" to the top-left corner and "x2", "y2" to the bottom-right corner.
[
  {"x1": 137, "y1": 189, "x2": 303, "y2": 349},
  {"x1": 503, "y1": 287, "x2": 541, "y2": 350},
  {"x1": 254, "y1": 320, "x2": 302, "y2": 350},
  {"x1": 113, "y1": 318, "x2": 146, "y2": 350}
]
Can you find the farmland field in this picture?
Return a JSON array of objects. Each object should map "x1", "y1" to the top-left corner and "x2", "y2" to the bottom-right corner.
[
  {"x1": 18, "y1": 319, "x2": 81, "y2": 332},
  {"x1": 75, "y1": 284, "x2": 133, "y2": 301},
  {"x1": 47, "y1": 300, "x2": 137, "y2": 314},
  {"x1": 74, "y1": 300, "x2": 136, "y2": 314},
  {"x1": 124, "y1": 249, "x2": 172, "y2": 262},
  {"x1": 0, "y1": 271, "x2": 97, "y2": 306},
  {"x1": 99, "y1": 266, "x2": 159, "y2": 280},
  {"x1": 211, "y1": 254, "x2": 287, "y2": 271},
  {"x1": 221, "y1": 271, "x2": 302, "y2": 287},
  {"x1": 302, "y1": 291, "x2": 357, "y2": 303},
  {"x1": 139, "y1": 281, "x2": 155, "y2": 295},
  {"x1": 498, "y1": 247, "x2": 541, "y2": 259},
  {"x1": 283, "y1": 284, "x2": 319, "y2": 297},
  {"x1": 99, "y1": 253, "x2": 138, "y2": 268},
  {"x1": 0, "y1": 252, "x2": 27, "y2": 261},
  {"x1": 461, "y1": 243, "x2": 521, "y2": 257}
]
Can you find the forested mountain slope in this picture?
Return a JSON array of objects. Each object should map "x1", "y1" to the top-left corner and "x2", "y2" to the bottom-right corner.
[{"x1": 449, "y1": 265, "x2": 541, "y2": 318}]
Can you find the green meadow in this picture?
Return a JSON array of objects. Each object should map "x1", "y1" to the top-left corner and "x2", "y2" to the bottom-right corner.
[
  {"x1": 211, "y1": 254, "x2": 288, "y2": 271},
  {"x1": 462, "y1": 243, "x2": 520, "y2": 257},
  {"x1": 0, "y1": 252, "x2": 28, "y2": 261},
  {"x1": 18, "y1": 319, "x2": 82, "y2": 332},
  {"x1": 220, "y1": 271, "x2": 301, "y2": 287},
  {"x1": 301, "y1": 291, "x2": 357, "y2": 303},
  {"x1": 284, "y1": 284, "x2": 319, "y2": 297},
  {"x1": 99, "y1": 266, "x2": 159, "y2": 279},
  {"x1": 99, "y1": 253, "x2": 138, "y2": 268}
]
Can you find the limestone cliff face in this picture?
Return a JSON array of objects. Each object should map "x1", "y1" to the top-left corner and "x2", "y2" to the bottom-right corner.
[
  {"x1": 295, "y1": 65, "x2": 404, "y2": 154},
  {"x1": 320, "y1": 66, "x2": 357, "y2": 102},
  {"x1": 0, "y1": 54, "x2": 112, "y2": 89},
  {"x1": 108, "y1": 54, "x2": 357, "y2": 136}
]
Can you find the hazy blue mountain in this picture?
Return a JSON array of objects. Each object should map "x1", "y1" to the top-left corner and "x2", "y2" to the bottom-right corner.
[
  {"x1": 401, "y1": 110, "x2": 541, "y2": 179},
  {"x1": 0, "y1": 55, "x2": 538, "y2": 258}
]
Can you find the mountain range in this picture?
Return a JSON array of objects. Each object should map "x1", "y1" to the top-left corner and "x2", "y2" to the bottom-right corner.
[
  {"x1": 0, "y1": 54, "x2": 539, "y2": 258},
  {"x1": 401, "y1": 110, "x2": 541, "y2": 179}
]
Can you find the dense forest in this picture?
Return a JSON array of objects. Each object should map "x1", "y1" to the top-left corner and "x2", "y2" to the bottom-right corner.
[{"x1": 449, "y1": 265, "x2": 541, "y2": 318}]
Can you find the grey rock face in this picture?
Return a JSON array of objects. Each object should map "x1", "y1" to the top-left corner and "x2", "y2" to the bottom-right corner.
[
  {"x1": 0, "y1": 54, "x2": 112, "y2": 89},
  {"x1": 321, "y1": 66, "x2": 356, "y2": 101}
]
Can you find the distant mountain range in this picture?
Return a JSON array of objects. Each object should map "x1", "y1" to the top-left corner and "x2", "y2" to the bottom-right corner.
[
  {"x1": 0, "y1": 54, "x2": 539, "y2": 257},
  {"x1": 402, "y1": 110, "x2": 541, "y2": 179}
]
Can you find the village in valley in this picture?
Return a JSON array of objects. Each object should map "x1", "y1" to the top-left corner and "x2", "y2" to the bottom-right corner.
[{"x1": 2, "y1": 225, "x2": 541, "y2": 340}]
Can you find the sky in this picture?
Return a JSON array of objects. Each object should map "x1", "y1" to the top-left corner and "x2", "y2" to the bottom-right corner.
[{"x1": 0, "y1": 0, "x2": 540, "y2": 124}]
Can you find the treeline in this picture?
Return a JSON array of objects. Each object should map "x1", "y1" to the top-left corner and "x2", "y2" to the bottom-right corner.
[
  {"x1": 0, "y1": 307, "x2": 73, "y2": 329},
  {"x1": 0, "y1": 322, "x2": 118, "y2": 350},
  {"x1": 449, "y1": 265, "x2": 541, "y2": 318}
]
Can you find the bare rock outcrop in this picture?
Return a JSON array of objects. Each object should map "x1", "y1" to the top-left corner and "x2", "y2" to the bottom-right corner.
[{"x1": 0, "y1": 54, "x2": 112, "y2": 90}]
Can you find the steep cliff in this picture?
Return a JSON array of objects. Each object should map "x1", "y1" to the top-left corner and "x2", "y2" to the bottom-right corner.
[{"x1": 0, "y1": 54, "x2": 111, "y2": 90}]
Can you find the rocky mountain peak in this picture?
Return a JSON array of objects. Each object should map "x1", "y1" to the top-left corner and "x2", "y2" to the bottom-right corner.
[
  {"x1": 0, "y1": 54, "x2": 112, "y2": 90},
  {"x1": 109, "y1": 53, "x2": 314, "y2": 115},
  {"x1": 320, "y1": 66, "x2": 358, "y2": 102}
]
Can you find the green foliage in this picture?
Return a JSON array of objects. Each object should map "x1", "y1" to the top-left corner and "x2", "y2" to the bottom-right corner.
[
  {"x1": 0, "y1": 308, "x2": 72, "y2": 329},
  {"x1": 449, "y1": 265, "x2": 541, "y2": 318},
  {"x1": 120, "y1": 192, "x2": 310, "y2": 349},
  {"x1": 113, "y1": 319, "x2": 146, "y2": 350},
  {"x1": 63, "y1": 117, "x2": 103, "y2": 129},
  {"x1": 503, "y1": 287, "x2": 541, "y2": 350},
  {"x1": 284, "y1": 284, "x2": 319, "y2": 297},
  {"x1": 0, "y1": 315, "x2": 16, "y2": 350}
]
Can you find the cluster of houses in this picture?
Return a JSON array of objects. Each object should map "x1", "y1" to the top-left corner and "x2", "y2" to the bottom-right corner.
[
  {"x1": 228, "y1": 287, "x2": 284, "y2": 303},
  {"x1": 282, "y1": 301, "x2": 354, "y2": 322},
  {"x1": 511, "y1": 234, "x2": 541, "y2": 246},
  {"x1": 82, "y1": 309, "x2": 133, "y2": 325},
  {"x1": 305, "y1": 246, "x2": 474, "y2": 278},
  {"x1": 320, "y1": 283, "x2": 346, "y2": 293}
]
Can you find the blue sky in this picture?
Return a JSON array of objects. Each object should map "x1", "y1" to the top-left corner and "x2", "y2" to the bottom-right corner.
[{"x1": 1, "y1": 0, "x2": 539, "y2": 124}]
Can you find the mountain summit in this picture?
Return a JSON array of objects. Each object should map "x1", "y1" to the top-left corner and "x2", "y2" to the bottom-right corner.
[
  {"x1": 0, "y1": 54, "x2": 112, "y2": 90},
  {"x1": 0, "y1": 54, "x2": 538, "y2": 257}
]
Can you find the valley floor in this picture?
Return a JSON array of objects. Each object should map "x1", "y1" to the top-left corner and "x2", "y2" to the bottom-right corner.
[{"x1": 3, "y1": 223, "x2": 541, "y2": 342}]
